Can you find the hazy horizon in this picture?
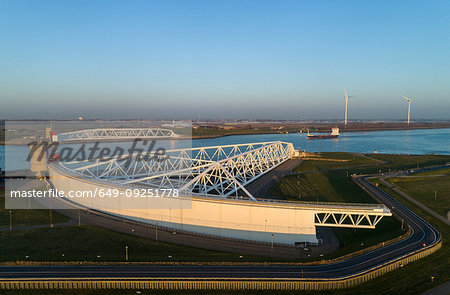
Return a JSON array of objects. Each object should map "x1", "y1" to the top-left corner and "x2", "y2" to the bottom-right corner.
[{"x1": 1, "y1": 1, "x2": 449, "y2": 120}]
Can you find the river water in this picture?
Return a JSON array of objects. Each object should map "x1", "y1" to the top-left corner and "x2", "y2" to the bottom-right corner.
[
  {"x1": 2, "y1": 128, "x2": 449, "y2": 171},
  {"x1": 193, "y1": 128, "x2": 450, "y2": 154}
]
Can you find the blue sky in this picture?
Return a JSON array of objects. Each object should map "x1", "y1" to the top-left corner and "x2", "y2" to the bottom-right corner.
[{"x1": 1, "y1": 0, "x2": 449, "y2": 120}]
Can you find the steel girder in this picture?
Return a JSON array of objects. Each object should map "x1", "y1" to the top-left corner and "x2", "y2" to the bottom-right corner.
[
  {"x1": 314, "y1": 211, "x2": 388, "y2": 229},
  {"x1": 57, "y1": 140, "x2": 392, "y2": 228},
  {"x1": 60, "y1": 141, "x2": 295, "y2": 200},
  {"x1": 57, "y1": 128, "x2": 178, "y2": 142}
]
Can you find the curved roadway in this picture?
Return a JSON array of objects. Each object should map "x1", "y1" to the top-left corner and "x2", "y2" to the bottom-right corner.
[{"x1": 0, "y1": 176, "x2": 441, "y2": 280}]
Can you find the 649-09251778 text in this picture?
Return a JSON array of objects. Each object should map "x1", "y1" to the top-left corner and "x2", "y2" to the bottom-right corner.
[{"x1": 9, "y1": 188, "x2": 180, "y2": 199}]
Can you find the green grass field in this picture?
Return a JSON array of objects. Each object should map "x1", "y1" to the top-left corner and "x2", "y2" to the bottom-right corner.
[
  {"x1": 269, "y1": 154, "x2": 407, "y2": 263},
  {"x1": 0, "y1": 195, "x2": 70, "y2": 227},
  {"x1": 192, "y1": 127, "x2": 278, "y2": 138},
  {"x1": 388, "y1": 175, "x2": 450, "y2": 217},
  {"x1": 269, "y1": 171, "x2": 376, "y2": 203},
  {"x1": 0, "y1": 222, "x2": 404, "y2": 264},
  {"x1": 0, "y1": 225, "x2": 271, "y2": 262},
  {"x1": 413, "y1": 167, "x2": 450, "y2": 176},
  {"x1": 362, "y1": 154, "x2": 450, "y2": 173},
  {"x1": 356, "y1": 179, "x2": 450, "y2": 294},
  {"x1": 268, "y1": 153, "x2": 450, "y2": 275},
  {"x1": 1, "y1": 153, "x2": 449, "y2": 294},
  {"x1": 331, "y1": 217, "x2": 404, "y2": 259},
  {"x1": 279, "y1": 154, "x2": 450, "y2": 202},
  {"x1": 290, "y1": 153, "x2": 450, "y2": 183},
  {"x1": 295, "y1": 152, "x2": 380, "y2": 172},
  {"x1": 0, "y1": 162, "x2": 403, "y2": 264},
  {"x1": 269, "y1": 171, "x2": 404, "y2": 259}
]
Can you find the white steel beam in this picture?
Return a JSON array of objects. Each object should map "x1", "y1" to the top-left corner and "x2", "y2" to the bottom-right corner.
[
  {"x1": 57, "y1": 128, "x2": 178, "y2": 142},
  {"x1": 314, "y1": 210, "x2": 389, "y2": 229},
  {"x1": 60, "y1": 141, "x2": 295, "y2": 201},
  {"x1": 57, "y1": 140, "x2": 391, "y2": 229}
]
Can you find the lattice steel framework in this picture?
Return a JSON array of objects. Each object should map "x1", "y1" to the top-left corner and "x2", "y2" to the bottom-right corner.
[
  {"x1": 55, "y1": 140, "x2": 391, "y2": 227},
  {"x1": 59, "y1": 141, "x2": 295, "y2": 201},
  {"x1": 57, "y1": 128, "x2": 178, "y2": 142},
  {"x1": 314, "y1": 210, "x2": 388, "y2": 229}
]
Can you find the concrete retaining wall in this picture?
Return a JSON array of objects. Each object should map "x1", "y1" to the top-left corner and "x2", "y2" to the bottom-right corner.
[{"x1": 49, "y1": 163, "x2": 319, "y2": 245}]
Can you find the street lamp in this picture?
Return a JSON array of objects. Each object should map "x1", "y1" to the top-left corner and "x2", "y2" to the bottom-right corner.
[
  {"x1": 155, "y1": 223, "x2": 158, "y2": 246},
  {"x1": 271, "y1": 234, "x2": 274, "y2": 254}
]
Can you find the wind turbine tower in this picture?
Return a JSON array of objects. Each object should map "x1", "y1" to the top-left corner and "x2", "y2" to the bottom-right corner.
[
  {"x1": 344, "y1": 89, "x2": 353, "y2": 125},
  {"x1": 401, "y1": 96, "x2": 412, "y2": 125}
]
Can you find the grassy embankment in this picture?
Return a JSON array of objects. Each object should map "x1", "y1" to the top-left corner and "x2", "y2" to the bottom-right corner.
[
  {"x1": 1, "y1": 155, "x2": 449, "y2": 294},
  {"x1": 0, "y1": 154, "x2": 448, "y2": 263},
  {"x1": 413, "y1": 167, "x2": 450, "y2": 176},
  {"x1": 295, "y1": 152, "x2": 381, "y2": 173},
  {"x1": 359, "y1": 178, "x2": 450, "y2": 294},
  {"x1": 269, "y1": 153, "x2": 450, "y2": 263},
  {"x1": 387, "y1": 173, "x2": 449, "y2": 218},
  {"x1": 0, "y1": 187, "x2": 269, "y2": 263},
  {"x1": 192, "y1": 127, "x2": 279, "y2": 138},
  {"x1": 0, "y1": 225, "x2": 270, "y2": 263},
  {"x1": 1, "y1": 203, "x2": 449, "y2": 295},
  {"x1": 0, "y1": 153, "x2": 396, "y2": 263},
  {"x1": 190, "y1": 122, "x2": 450, "y2": 139},
  {"x1": 362, "y1": 154, "x2": 450, "y2": 174},
  {"x1": 0, "y1": 195, "x2": 69, "y2": 227},
  {"x1": 270, "y1": 153, "x2": 450, "y2": 204}
]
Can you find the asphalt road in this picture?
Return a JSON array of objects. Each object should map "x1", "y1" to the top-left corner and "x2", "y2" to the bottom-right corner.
[{"x1": 0, "y1": 176, "x2": 441, "y2": 280}]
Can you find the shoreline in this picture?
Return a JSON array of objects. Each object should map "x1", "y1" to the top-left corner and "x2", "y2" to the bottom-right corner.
[
  {"x1": 193, "y1": 125, "x2": 450, "y2": 139},
  {"x1": 2, "y1": 124, "x2": 450, "y2": 145}
]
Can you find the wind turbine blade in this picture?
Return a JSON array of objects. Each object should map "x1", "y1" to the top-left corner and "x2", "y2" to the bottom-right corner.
[
  {"x1": 401, "y1": 95, "x2": 411, "y2": 101},
  {"x1": 344, "y1": 88, "x2": 348, "y2": 97}
]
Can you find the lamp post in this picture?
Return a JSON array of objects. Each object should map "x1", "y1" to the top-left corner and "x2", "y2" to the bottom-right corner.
[
  {"x1": 271, "y1": 234, "x2": 274, "y2": 254},
  {"x1": 9, "y1": 211, "x2": 12, "y2": 231},
  {"x1": 155, "y1": 223, "x2": 158, "y2": 246},
  {"x1": 49, "y1": 197, "x2": 54, "y2": 229},
  {"x1": 49, "y1": 208, "x2": 53, "y2": 228}
]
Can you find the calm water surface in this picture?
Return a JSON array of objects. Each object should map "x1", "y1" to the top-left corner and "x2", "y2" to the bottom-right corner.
[{"x1": 2, "y1": 128, "x2": 449, "y2": 171}]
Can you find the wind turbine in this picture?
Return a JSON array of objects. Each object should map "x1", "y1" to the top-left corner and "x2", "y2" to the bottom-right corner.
[
  {"x1": 344, "y1": 88, "x2": 353, "y2": 125},
  {"x1": 401, "y1": 96, "x2": 412, "y2": 125}
]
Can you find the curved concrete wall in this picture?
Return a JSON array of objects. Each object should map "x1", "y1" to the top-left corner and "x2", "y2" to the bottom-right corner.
[{"x1": 49, "y1": 163, "x2": 318, "y2": 245}]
